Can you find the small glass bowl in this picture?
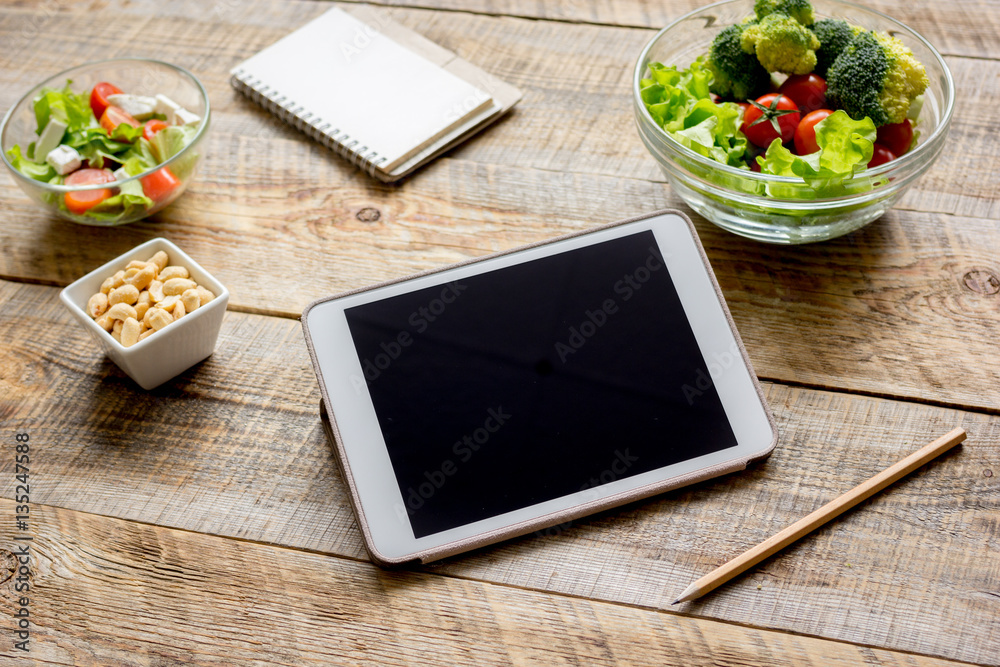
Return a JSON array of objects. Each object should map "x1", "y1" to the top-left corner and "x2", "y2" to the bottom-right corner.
[
  {"x1": 633, "y1": 0, "x2": 954, "y2": 244},
  {"x1": 1, "y1": 58, "x2": 210, "y2": 227}
]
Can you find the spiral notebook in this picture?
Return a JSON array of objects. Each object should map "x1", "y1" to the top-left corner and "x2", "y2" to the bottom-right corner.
[{"x1": 230, "y1": 6, "x2": 522, "y2": 182}]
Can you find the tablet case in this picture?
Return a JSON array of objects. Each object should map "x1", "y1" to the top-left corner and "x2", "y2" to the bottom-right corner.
[{"x1": 302, "y1": 209, "x2": 778, "y2": 566}]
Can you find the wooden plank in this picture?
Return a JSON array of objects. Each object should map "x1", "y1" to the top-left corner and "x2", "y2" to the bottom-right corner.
[
  {"x1": 1, "y1": 3, "x2": 999, "y2": 409},
  {"x1": 364, "y1": 0, "x2": 1000, "y2": 61},
  {"x1": 0, "y1": 2, "x2": 997, "y2": 216},
  {"x1": 672, "y1": 427, "x2": 968, "y2": 604},
  {"x1": 3, "y1": 0, "x2": 997, "y2": 60},
  {"x1": 0, "y1": 502, "x2": 972, "y2": 666},
  {"x1": 2, "y1": 280, "x2": 998, "y2": 664},
  {"x1": 2, "y1": 157, "x2": 999, "y2": 411}
]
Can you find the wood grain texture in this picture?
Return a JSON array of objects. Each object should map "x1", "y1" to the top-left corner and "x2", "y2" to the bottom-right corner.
[
  {"x1": 7, "y1": 0, "x2": 993, "y2": 59},
  {"x1": 675, "y1": 427, "x2": 968, "y2": 603},
  {"x1": 1, "y1": 1, "x2": 999, "y2": 410},
  {"x1": 3, "y1": 161, "x2": 1000, "y2": 412},
  {"x1": 361, "y1": 0, "x2": 1000, "y2": 60},
  {"x1": 2, "y1": 280, "x2": 998, "y2": 664},
  {"x1": 0, "y1": 502, "x2": 973, "y2": 667},
  {"x1": 2, "y1": 1, "x2": 998, "y2": 665},
  {"x1": 1, "y1": 0, "x2": 997, "y2": 209}
]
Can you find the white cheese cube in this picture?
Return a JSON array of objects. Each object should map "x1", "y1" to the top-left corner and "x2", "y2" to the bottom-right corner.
[
  {"x1": 106, "y1": 94, "x2": 157, "y2": 120},
  {"x1": 154, "y1": 94, "x2": 182, "y2": 117},
  {"x1": 113, "y1": 167, "x2": 131, "y2": 182},
  {"x1": 172, "y1": 107, "x2": 201, "y2": 126},
  {"x1": 45, "y1": 145, "x2": 82, "y2": 176},
  {"x1": 34, "y1": 118, "x2": 68, "y2": 161}
]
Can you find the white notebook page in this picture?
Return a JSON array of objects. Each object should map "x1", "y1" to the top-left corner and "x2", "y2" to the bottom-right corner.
[{"x1": 234, "y1": 8, "x2": 492, "y2": 170}]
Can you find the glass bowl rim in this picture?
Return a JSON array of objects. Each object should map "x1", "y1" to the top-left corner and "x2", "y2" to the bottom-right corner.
[
  {"x1": 0, "y1": 57, "x2": 211, "y2": 193},
  {"x1": 631, "y1": 0, "x2": 956, "y2": 196}
]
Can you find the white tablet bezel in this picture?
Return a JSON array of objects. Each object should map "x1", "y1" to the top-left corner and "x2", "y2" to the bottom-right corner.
[{"x1": 303, "y1": 211, "x2": 776, "y2": 564}]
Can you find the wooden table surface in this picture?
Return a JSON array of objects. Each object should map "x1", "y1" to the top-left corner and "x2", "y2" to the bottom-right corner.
[{"x1": 1, "y1": 0, "x2": 998, "y2": 664}]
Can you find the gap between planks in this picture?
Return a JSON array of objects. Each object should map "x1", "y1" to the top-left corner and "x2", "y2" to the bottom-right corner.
[
  {"x1": 203, "y1": 297, "x2": 1000, "y2": 418},
  {"x1": 327, "y1": 0, "x2": 1000, "y2": 61},
  {"x1": 4, "y1": 274, "x2": 996, "y2": 418},
  {"x1": 7, "y1": 497, "x2": 988, "y2": 667}
]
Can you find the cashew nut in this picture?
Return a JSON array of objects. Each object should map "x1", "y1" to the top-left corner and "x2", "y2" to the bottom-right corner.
[
  {"x1": 148, "y1": 280, "x2": 165, "y2": 303},
  {"x1": 181, "y1": 289, "x2": 200, "y2": 314},
  {"x1": 87, "y1": 293, "x2": 109, "y2": 318},
  {"x1": 121, "y1": 317, "x2": 142, "y2": 348},
  {"x1": 195, "y1": 285, "x2": 215, "y2": 306},
  {"x1": 106, "y1": 302, "x2": 138, "y2": 322},
  {"x1": 108, "y1": 284, "x2": 140, "y2": 307},
  {"x1": 162, "y1": 278, "x2": 196, "y2": 296},
  {"x1": 147, "y1": 308, "x2": 174, "y2": 331},
  {"x1": 158, "y1": 266, "x2": 190, "y2": 282},
  {"x1": 85, "y1": 249, "x2": 216, "y2": 348},
  {"x1": 148, "y1": 251, "x2": 169, "y2": 273},
  {"x1": 126, "y1": 264, "x2": 157, "y2": 292}
]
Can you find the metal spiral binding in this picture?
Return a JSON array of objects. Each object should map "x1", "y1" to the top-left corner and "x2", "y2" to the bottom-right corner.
[{"x1": 230, "y1": 69, "x2": 386, "y2": 177}]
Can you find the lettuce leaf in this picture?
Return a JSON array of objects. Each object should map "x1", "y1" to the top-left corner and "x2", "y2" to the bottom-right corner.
[
  {"x1": 149, "y1": 125, "x2": 197, "y2": 162},
  {"x1": 671, "y1": 116, "x2": 748, "y2": 167},
  {"x1": 29, "y1": 82, "x2": 143, "y2": 169},
  {"x1": 681, "y1": 99, "x2": 747, "y2": 166},
  {"x1": 647, "y1": 60, "x2": 712, "y2": 100},
  {"x1": 9, "y1": 79, "x2": 200, "y2": 222},
  {"x1": 814, "y1": 111, "x2": 876, "y2": 173},
  {"x1": 85, "y1": 176, "x2": 153, "y2": 222},
  {"x1": 62, "y1": 128, "x2": 123, "y2": 169},
  {"x1": 670, "y1": 117, "x2": 721, "y2": 160},
  {"x1": 641, "y1": 60, "x2": 748, "y2": 168},
  {"x1": 109, "y1": 123, "x2": 143, "y2": 143},
  {"x1": 5, "y1": 145, "x2": 57, "y2": 181},
  {"x1": 149, "y1": 125, "x2": 198, "y2": 179},
  {"x1": 33, "y1": 82, "x2": 92, "y2": 134},
  {"x1": 58, "y1": 124, "x2": 143, "y2": 168},
  {"x1": 757, "y1": 111, "x2": 876, "y2": 194},
  {"x1": 121, "y1": 138, "x2": 158, "y2": 176},
  {"x1": 640, "y1": 61, "x2": 886, "y2": 201}
]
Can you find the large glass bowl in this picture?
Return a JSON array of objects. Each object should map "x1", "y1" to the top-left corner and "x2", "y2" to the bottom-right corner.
[
  {"x1": 633, "y1": 0, "x2": 954, "y2": 244},
  {"x1": 1, "y1": 58, "x2": 210, "y2": 226}
]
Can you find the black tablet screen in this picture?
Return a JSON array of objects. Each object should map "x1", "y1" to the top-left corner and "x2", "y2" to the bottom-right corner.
[{"x1": 345, "y1": 230, "x2": 738, "y2": 538}]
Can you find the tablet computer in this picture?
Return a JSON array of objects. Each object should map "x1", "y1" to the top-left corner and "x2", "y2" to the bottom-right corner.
[{"x1": 302, "y1": 209, "x2": 777, "y2": 566}]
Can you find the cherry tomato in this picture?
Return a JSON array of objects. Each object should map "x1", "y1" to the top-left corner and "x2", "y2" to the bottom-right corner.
[
  {"x1": 143, "y1": 119, "x2": 169, "y2": 142},
  {"x1": 64, "y1": 168, "x2": 115, "y2": 215},
  {"x1": 777, "y1": 73, "x2": 827, "y2": 113},
  {"x1": 742, "y1": 94, "x2": 800, "y2": 148},
  {"x1": 868, "y1": 143, "x2": 897, "y2": 168},
  {"x1": 90, "y1": 82, "x2": 123, "y2": 120},
  {"x1": 793, "y1": 109, "x2": 834, "y2": 155},
  {"x1": 100, "y1": 106, "x2": 140, "y2": 136},
  {"x1": 876, "y1": 120, "x2": 914, "y2": 157},
  {"x1": 140, "y1": 166, "x2": 182, "y2": 202}
]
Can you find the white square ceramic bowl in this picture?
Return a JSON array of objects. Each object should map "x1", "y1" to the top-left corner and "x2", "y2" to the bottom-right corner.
[{"x1": 60, "y1": 238, "x2": 230, "y2": 389}]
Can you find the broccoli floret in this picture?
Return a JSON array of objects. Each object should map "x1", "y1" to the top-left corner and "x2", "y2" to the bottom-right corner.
[
  {"x1": 741, "y1": 13, "x2": 820, "y2": 74},
  {"x1": 826, "y1": 30, "x2": 929, "y2": 126},
  {"x1": 811, "y1": 18, "x2": 859, "y2": 76},
  {"x1": 704, "y1": 23, "x2": 770, "y2": 100},
  {"x1": 753, "y1": 0, "x2": 815, "y2": 26}
]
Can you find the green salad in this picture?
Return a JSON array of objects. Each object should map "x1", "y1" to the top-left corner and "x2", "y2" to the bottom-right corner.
[
  {"x1": 6, "y1": 79, "x2": 201, "y2": 222},
  {"x1": 640, "y1": 0, "x2": 928, "y2": 199}
]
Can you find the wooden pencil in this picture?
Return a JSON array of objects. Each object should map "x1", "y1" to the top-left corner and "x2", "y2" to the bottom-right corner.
[{"x1": 673, "y1": 427, "x2": 967, "y2": 605}]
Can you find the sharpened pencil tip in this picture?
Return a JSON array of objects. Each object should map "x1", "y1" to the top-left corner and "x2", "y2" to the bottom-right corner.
[{"x1": 673, "y1": 582, "x2": 699, "y2": 605}]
